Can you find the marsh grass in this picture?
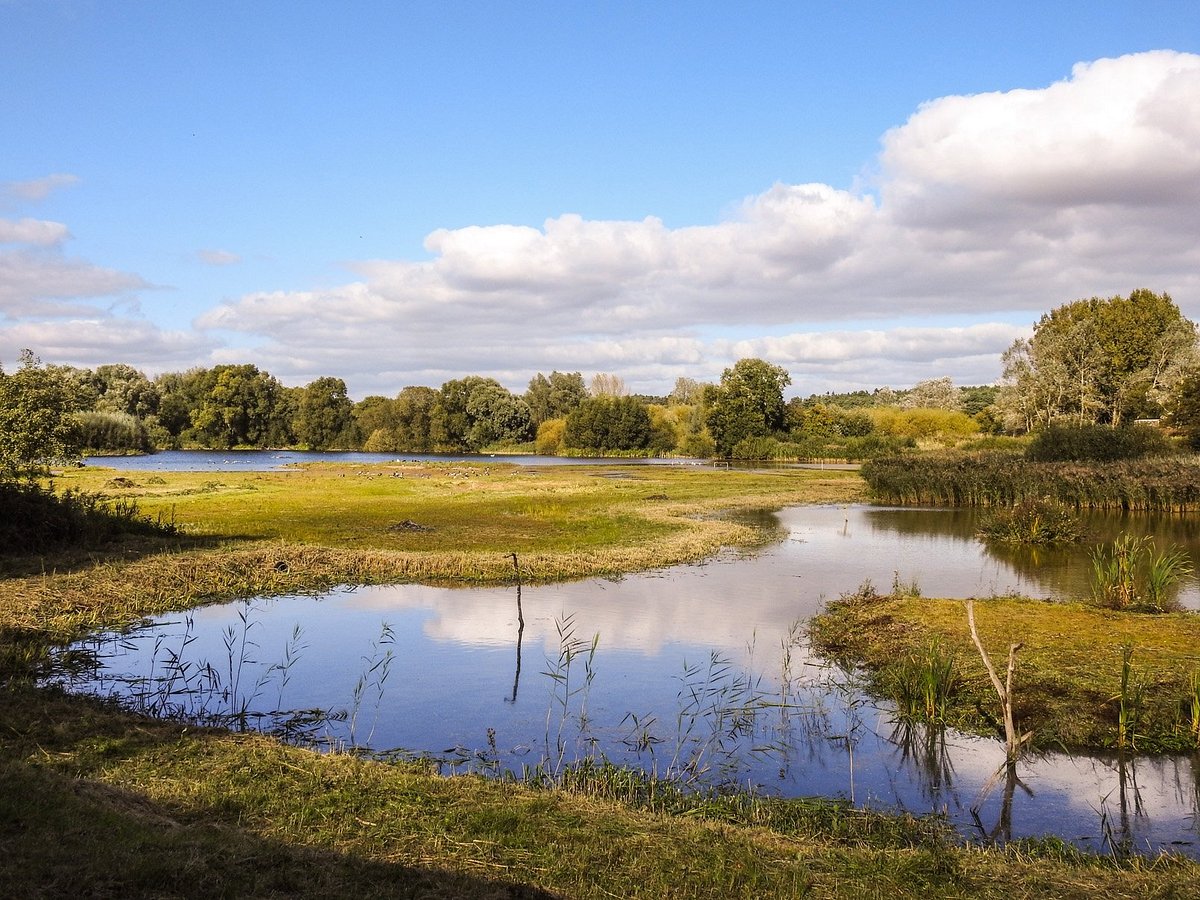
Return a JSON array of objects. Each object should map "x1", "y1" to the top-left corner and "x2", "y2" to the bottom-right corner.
[
  {"x1": 4, "y1": 684, "x2": 1198, "y2": 899},
  {"x1": 863, "y1": 451, "x2": 1200, "y2": 510},
  {"x1": 541, "y1": 613, "x2": 600, "y2": 776},
  {"x1": 976, "y1": 498, "x2": 1084, "y2": 545},
  {"x1": 1112, "y1": 644, "x2": 1146, "y2": 751},
  {"x1": 1090, "y1": 534, "x2": 1194, "y2": 612},
  {"x1": 1180, "y1": 670, "x2": 1200, "y2": 749},
  {"x1": 0, "y1": 480, "x2": 179, "y2": 556},
  {"x1": 810, "y1": 593, "x2": 1200, "y2": 752},
  {"x1": 887, "y1": 637, "x2": 958, "y2": 725}
]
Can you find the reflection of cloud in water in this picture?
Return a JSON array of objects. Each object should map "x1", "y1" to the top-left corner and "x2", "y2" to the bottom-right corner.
[{"x1": 65, "y1": 505, "x2": 1200, "y2": 856}]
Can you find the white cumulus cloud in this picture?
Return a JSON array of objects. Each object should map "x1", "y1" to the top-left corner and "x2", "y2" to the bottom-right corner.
[{"x1": 8, "y1": 52, "x2": 1200, "y2": 396}]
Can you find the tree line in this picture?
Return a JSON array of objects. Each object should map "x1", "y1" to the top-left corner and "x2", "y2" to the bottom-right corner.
[{"x1": 4, "y1": 288, "x2": 1199, "y2": 477}]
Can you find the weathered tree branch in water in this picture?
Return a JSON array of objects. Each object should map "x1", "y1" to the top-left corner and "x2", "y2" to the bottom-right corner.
[{"x1": 966, "y1": 598, "x2": 1032, "y2": 762}]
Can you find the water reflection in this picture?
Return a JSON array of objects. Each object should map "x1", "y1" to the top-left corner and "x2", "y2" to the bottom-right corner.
[
  {"x1": 53, "y1": 504, "x2": 1200, "y2": 856},
  {"x1": 865, "y1": 506, "x2": 1200, "y2": 609}
]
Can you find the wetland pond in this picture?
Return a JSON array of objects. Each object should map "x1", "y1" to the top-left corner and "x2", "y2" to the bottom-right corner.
[{"x1": 57, "y1": 504, "x2": 1200, "y2": 857}]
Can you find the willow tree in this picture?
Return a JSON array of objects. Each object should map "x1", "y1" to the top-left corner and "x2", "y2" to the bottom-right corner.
[{"x1": 998, "y1": 289, "x2": 1197, "y2": 430}]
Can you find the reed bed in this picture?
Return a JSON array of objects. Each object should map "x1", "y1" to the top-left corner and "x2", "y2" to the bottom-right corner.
[{"x1": 862, "y1": 451, "x2": 1200, "y2": 511}]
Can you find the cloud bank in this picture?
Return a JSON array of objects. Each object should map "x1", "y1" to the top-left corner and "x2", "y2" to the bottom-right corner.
[{"x1": 4, "y1": 51, "x2": 1199, "y2": 395}]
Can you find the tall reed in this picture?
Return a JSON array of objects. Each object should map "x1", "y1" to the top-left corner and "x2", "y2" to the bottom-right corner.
[
  {"x1": 1113, "y1": 644, "x2": 1144, "y2": 752},
  {"x1": 862, "y1": 451, "x2": 1200, "y2": 511},
  {"x1": 1181, "y1": 670, "x2": 1200, "y2": 750},
  {"x1": 1090, "y1": 534, "x2": 1193, "y2": 612},
  {"x1": 886, "y1": 637, "x2": 957, "y2": 725}
]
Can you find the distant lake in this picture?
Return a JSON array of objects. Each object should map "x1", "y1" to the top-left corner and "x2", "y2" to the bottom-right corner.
[{"x1": 83, "y1": 449, "x2": 714, "y2": 472}]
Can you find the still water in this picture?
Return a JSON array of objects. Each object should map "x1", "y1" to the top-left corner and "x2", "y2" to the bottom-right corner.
[
  {"x1": 83, "y1": 449, "x2": 705, "y2": 471},
  {"x1": 58, "y1": 505, "x2": 1200, "y2": 856}
]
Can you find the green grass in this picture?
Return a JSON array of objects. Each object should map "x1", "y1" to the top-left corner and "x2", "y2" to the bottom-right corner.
[
  {"x1": 2, "y1": 684, "x2": 1196, "y2": 899},
  {"x1": 810, "y1": 589, "x2": 1200, "y2": 752},
  {"x1": 53, "y1": 461, "x2": 859, "y2": 554},
  {"x1": 4, "y1": 462, "x2": 1200, "y2": 896},
  {"x1": 4, "y1": 463, "x2": 862, "y2": 646}
]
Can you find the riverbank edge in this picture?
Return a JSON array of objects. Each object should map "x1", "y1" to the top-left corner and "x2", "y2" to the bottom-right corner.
[{"x1": 808, "y1": 588, "x2": 1200, "y2": 753}]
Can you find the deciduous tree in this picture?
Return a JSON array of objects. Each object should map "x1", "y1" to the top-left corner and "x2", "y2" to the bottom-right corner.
[
  {"x1": 705, "y1": 358, "x2": 791, "y2": 456},
  {"x1": 0, "y1": 350, "x2": 82, "y2": 479},
  {"x1": 295, "y1": 376, "x2": 355, "y2": 449},
  {"x1": 999, "y1": 290, "x2": 1197, "y2": 430},
  {"x1": 524, "y1": 371, "x2": 588, "y2": 425}
]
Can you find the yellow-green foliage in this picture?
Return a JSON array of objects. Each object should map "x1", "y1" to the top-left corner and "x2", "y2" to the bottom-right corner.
[
  {"x1": 535, "y1": 417, "x2": 566, "y2": 454},
  {"x1": 868, "y1": 406, "x2": 979, "y2": 446},
  {"x1": 360, "y1": 426, "x2": 400, "y2": 452}
]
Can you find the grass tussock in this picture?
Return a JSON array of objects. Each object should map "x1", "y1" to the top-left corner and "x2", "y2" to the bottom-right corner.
[
  {"x1": 810, "y1": 588, "x2": 1200, "y2": 753},
  {"x1": 1090, "y1": 534, "x2": 1194, "y2": 613}
]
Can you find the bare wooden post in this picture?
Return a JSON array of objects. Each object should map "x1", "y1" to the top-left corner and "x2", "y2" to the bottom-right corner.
[{"x1": 966, "y1": 598, "x2": 1030, "y2": 762}]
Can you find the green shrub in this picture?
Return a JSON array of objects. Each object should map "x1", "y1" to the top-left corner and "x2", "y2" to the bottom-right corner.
[
  {"x1": 0, "y1": 481, "x2": 178, "y2": 555},
  {"x1": 75, "y1": 410, "x2": 154, "y2": 454},
  {"x1": 1025, "y1": 423, "x2": 1173, "y2": 463},
  {"x1": 729, "y1": 435, "x2": 782, "y2": 459}
]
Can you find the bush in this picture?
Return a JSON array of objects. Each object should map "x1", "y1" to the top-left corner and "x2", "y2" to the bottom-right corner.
[
  {"x1": 0, "y1": 481, "x2": 178, "y2": 555},
  {"x1": 1025, "y1": 423, "x2": 1173, "y2": 463},
  {"x1": 76, "y1": 410, "x2": 154, "y2": 454},
  {"x1": 679, "y1": 432, "x2": 716, "y2": 459}
]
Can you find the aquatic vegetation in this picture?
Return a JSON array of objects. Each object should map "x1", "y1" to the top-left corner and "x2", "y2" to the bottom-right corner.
[
  {"x1": 1112, "y1": 644, "x2": 1145, "y2": 752},
  {"x1": 541, "y1": 613, "x2": 599, "y2": 776},
  {"x1": 863, "y1": 450, "x2": 1200, "y2": 510},
  {"x1": 976, "y1": 497, "x2": 1084, "y2": 545},
  {"x1": 810, "y1": 593, "x2": 1200, "y2": 753},
  {"x1": 1179, "y1": 669, "x2": 1200, "y2": 749},
  {"x1": 885, "y1": 636, "x2": 957, "y2": 724},
  {"x1": 1090, "y1": 534, "x2": 1194, "y2": 612}
]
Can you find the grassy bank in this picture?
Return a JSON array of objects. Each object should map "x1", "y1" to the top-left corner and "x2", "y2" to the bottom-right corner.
[
  {"x1": 4, "y1": 683, "x2": 1198, "y2": 899},
  {"x1": 5, "y1": 463, "x2": 1200, "y2": 896},
  {"x1": 810, "y1": 588, "x2": 1200, "y2": 752},
  {"x1": 4, "y1": 462, "x2": 862, "y2": 645}
]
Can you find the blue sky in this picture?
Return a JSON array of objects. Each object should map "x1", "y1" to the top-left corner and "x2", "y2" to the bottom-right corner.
[{"x1": 3, "y1": 1, "x2": 1199, "y2": 398}]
